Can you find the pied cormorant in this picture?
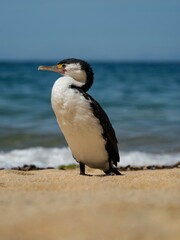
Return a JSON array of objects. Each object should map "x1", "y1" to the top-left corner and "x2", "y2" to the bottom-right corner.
[{"x1": 38, "y1": 58, "x2": 121, "y2": 176}]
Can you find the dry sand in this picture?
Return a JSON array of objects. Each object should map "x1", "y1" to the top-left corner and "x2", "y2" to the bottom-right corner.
[{"x1": 0, "y1": 168, "x2": 180, "y2": 240}]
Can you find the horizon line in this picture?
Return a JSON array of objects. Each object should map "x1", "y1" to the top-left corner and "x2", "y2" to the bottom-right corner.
[{"x1": 0, "y1": 58, "x2": 180, "y2": 64}]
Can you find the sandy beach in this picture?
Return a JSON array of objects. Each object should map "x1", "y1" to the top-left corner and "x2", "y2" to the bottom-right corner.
[{"x1": 0, "y1": 168, "x2": 180, "y2": 240}]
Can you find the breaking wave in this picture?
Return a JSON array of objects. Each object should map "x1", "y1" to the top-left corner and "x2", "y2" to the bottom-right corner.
[{"x1": 0, "y1": 147, "x2": 179, "y2": 169}]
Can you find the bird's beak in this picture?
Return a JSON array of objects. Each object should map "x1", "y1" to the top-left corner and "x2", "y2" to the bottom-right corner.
[{"x1": 38, "y1": 65, "x2": 60, "y2": 73}]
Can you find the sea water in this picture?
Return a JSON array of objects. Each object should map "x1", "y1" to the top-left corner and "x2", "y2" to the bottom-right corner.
[{"x1": 0, "y1": 61, "x2": 180, "y2": 168}]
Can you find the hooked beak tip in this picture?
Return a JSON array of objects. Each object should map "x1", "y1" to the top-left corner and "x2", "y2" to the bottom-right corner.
[{"x1": 38, "y1": 66, "x2": 43, "y2": 71}]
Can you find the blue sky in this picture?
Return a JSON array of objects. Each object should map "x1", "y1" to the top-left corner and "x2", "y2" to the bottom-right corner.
[{"x1": 0, "y1": 0, "x2": 180, "y2": 61}]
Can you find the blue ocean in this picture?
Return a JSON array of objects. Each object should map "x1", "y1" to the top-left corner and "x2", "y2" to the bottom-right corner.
[{"x1": 0, "y1": 61, "x2": 180, "y2": 168}]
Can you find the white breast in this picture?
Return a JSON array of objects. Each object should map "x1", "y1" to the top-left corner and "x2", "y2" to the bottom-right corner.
[{"x1": 51, "y1": 77, "x2": 109, "y2": 171}]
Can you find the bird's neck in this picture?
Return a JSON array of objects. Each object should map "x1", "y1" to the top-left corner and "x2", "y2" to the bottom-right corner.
[
  {"x1": 55, "y1": 76, "x2": 84, "y2": 90},
  {"x1": 51, "y1": 76, "x2": 85, "y2": 117}
]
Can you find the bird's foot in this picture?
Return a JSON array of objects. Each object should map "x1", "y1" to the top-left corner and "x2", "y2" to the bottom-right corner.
[{"x1": 104, "y1": 168, "x2": 122, "y2": 176}]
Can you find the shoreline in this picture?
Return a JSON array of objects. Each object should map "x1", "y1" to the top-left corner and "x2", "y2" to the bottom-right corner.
[
  {"x1": 0, "y1": 161, "x2": 179, "y2": 171},
  {"x1": 0, "y1": 168, "x2": 180, "y2": 240}
]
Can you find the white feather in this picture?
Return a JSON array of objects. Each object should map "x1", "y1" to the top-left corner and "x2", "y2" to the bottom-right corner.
[{"x1": 51, "y1": 76, "x2": 109, "y2": 170}]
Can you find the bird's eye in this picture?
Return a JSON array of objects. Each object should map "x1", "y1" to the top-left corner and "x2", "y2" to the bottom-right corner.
[{"x1": 57, "y1": 63, "x2": 66, "y2": 69}]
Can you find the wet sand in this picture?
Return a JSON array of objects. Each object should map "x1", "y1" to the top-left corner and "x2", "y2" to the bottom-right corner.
[{"x1": 0, "y1": 168, "x2": 180, "y2": 240}]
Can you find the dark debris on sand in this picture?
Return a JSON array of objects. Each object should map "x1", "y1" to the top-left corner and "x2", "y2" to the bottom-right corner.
[
  {"x1": 119, "y1": 162, "x2": 180, "y2": 171},
  {"x1": 11, "y1": 165, "x2": 54, "y2": 171},
  {"x1": 0, "y1": 162, "x2": 179, "y2": 171}
]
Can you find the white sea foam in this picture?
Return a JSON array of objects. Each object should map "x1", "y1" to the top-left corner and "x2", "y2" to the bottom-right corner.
[
  {"x1": 0, "y1": 147, "x2": 179, "y2": 169},
  {"x1": 0, "y1": 147, "x2": 75, "y2": 169}
]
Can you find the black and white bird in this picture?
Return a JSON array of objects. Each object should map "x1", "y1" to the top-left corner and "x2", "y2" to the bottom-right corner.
[{"x1": 38, "y1": 58, "x2": 121, "y2": 175}]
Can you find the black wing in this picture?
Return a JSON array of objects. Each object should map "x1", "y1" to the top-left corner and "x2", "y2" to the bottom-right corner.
[
  {"x1": 73, "y1": 87, "x2": 120, "y2": 166},
  {"x1": 88, "y1": 95, "x2": 120, "y2": 166}
]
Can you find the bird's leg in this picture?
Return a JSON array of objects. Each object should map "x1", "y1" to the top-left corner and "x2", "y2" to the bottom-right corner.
[
  {"x1": 104, "y1": 161, "x2": 122, "y2": 176},
  {"x1": 79, "y1": 162, "x2": 86, "y2": 175}
]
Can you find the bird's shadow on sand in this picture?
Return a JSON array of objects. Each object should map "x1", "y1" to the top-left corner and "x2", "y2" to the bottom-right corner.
[
  {"x1": 81, "y1": 173, "x2": 124, "y2": 177},
  {"x1": 96, "y1": 174, "x2": 124, "y2": 177}
]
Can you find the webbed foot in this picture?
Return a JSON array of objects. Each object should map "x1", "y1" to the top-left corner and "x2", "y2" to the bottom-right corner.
[{"x1": 104, "y1": 167, "x2": 122, "y2": 176}]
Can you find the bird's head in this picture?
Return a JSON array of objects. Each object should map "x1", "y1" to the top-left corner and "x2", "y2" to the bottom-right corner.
[{"x1": 38, "y1": 58, "x2": 94, "y2": 91}]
